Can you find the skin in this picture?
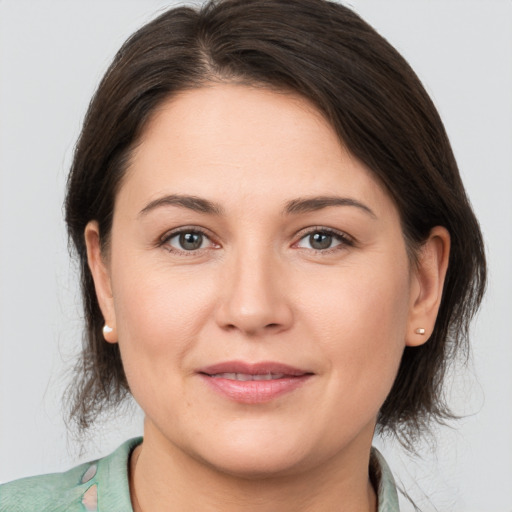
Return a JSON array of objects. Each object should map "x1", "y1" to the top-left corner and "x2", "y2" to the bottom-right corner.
[{"x1": 86, "y1": 84, "x2": 450, "y2": 512}]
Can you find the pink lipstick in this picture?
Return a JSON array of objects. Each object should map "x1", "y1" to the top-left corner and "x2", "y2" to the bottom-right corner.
[{"x1": 198, "y1": 361, "x2": 313, "y2": 404}]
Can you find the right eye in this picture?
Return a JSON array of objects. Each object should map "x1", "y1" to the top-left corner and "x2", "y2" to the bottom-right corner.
[{"x1": 162, "y1": 229, "x2": 214, "y2": 252}]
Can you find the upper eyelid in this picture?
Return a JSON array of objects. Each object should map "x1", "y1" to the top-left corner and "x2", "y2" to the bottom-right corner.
[
  {"x1": 158, "y1": 227, "x2": 220, "y2": 255},
  {"x1": 160, "y1": 226, "x2": 214, "y2": 243},
  {"x1": 157, "y1": 225, "x2": 354, "y2": 249},
  {"x1": 294, "y1": 226, "x2": 353, "y2": 242}
]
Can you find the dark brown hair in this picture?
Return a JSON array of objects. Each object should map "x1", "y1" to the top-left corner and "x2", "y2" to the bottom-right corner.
[{"x1": 65, "y1": 0, "x2": 486, "y2": 446}]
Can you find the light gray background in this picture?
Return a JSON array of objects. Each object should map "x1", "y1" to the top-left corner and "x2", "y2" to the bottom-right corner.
[{"x1": 0, "y1": 1, "x2": 511, "y2": 511}]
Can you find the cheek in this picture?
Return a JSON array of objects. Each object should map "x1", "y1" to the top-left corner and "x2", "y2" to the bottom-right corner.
[
  {"x1": 306, "y1": 254, "x2": 410, "y2": 335},
  {"x1": 110, "y1": 268, "x2": 219, "y2": 424},
  {"x1": 110, "y1": 255, "x2": 219, "y2": 374},
  {"x1": 306, "y1": 256, "x2": 411, "y2": 406}
]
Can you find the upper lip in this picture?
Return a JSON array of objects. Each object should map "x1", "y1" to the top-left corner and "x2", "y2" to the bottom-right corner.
[{"x1": 198, "y1": 360, "x2": 312, "y2": 377}]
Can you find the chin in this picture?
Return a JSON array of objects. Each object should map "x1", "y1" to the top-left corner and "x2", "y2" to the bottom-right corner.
[
  {"x1": 201, "y1": 449, "x2": 308, "y2": 480},
  {"x1": 187, "y1": 427, "x2": 320, "y2": 480}
]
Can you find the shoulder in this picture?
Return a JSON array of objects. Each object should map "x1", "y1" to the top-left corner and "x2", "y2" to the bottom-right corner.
[
  {"x1": 370, "y1": 447, "x2": 400, "y2": 512},
  {"x1": 0, "y1": 460, "x2": 91, "y2": 512},
  {"x1": 0, "y1": 437, "x2": 142, "y2": 512}
]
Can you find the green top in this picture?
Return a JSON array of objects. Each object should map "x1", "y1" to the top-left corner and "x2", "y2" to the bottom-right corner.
[{"x1": 0, "y1": 438, "x2": 399, "y2": 511}]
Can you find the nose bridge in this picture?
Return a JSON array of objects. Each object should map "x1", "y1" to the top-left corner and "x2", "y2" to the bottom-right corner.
[{"x1": 216, "y1": 237, "x2": 292, "y2": 335}]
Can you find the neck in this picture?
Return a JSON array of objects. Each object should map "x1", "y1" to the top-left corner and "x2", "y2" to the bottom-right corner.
[{"x1": 130, "y1": 422, "x2": 378, "y2": 512}]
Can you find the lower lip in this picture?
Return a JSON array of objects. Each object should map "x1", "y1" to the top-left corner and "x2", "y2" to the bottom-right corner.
[{"x1": 200, "y1": 374, "x2": 312, "y2": 404}]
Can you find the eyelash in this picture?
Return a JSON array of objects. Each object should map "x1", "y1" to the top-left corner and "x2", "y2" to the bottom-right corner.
[
  {"x1": 159, "y1": 227, "x2": 217, "y2": 255},
  {"x1": 158, "y1": 226, "x2": 354, "y2": 255},
  {"x1": 294, "y1": 227, "x2": 355, "y2": 254}
]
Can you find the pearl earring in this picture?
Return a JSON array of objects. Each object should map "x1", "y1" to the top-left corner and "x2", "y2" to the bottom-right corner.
[
  {"x1": 103, "y1": 324, "x2": 113, "y2": 336},
  {"x1": 415, "y1": 328, "x2": 426, "y2": 335}
]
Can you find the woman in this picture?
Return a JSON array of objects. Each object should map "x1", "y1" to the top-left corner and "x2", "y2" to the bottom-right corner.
[{"x1": 0, "y1": 0, "x2": 486, "y2": 510}]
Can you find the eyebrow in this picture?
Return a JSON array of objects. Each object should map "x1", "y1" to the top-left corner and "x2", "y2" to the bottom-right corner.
[
  {"x1": 284, "y1": 196, "x2": 376, "y2": 218},
  {"x1": 138, "y1": 193, "x2": 375, "y2": 218},
  {"x1": 139, "y1": 194, "x2": 223, "y2": 217}
]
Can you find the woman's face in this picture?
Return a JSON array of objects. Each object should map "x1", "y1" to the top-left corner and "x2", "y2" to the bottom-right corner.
[{"x1": 88, "y1": 84, "x2": 430, "y2": 477}]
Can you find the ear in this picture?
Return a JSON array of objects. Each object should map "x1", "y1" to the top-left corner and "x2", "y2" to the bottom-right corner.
[
  {"x1": 406, "y1": 226, "x2": 450, "y2": 347},
  {"x1": 84, "y1": 221, "x2": 118, "y2": 343}
]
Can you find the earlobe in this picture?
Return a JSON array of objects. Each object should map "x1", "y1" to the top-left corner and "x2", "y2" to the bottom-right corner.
[
  {"x1": 406, "y1": 226, "x2": 450, "y2": 347},
  {"x1": 84, "y1": 221, "x2": 118, "y2": 343},
  {"x1": 102, "y1": 323, "x2": 117, "y2": 343}
]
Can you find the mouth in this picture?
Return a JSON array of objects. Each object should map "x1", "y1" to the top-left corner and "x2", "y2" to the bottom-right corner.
[
  {"x1": 197, "y1": 361, "x2": 313, "y2": 404},
  {"x1": 208, "y1": 372, "x2": 288, "y2": 381}
]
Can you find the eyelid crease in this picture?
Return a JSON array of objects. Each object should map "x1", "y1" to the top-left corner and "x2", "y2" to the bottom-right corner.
[
  {"x1": 294, "y1": 226, "x2": 355, "y2": 246},
  {"x1": 156, "y1": 225, "x2": 355, "y2": 257},
  {"x1": 158, "y1": 226, "x2": 219, "y2": 254},
  {"x1": 159, "y1": 225, "x2": 213, "y2": 242}
]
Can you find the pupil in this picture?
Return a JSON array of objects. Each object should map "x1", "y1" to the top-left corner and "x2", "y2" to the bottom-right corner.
[
  {"x1": 310, "y1": 232, "x2": 332, "y2": 250},
  {"x1": 180, "y1": 232, "x2": 202, "y2": 250}
]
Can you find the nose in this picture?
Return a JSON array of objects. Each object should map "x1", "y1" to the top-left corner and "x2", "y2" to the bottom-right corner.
[{"x1": 215, "y1": 248, "x2": 294, "y2": 337}]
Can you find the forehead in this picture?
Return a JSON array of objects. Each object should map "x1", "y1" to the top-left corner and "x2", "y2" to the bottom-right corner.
[
  {"x1": 134, "y1": 83, "x2": 342, "y2": 167},
  {"x1": 120, "y1": 83, "x2": 396, "y2": 218}
]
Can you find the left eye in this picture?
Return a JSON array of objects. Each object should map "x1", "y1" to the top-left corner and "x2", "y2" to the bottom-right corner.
[
  {"x1": 165, "y1": 231, "x2": 211, "y2": 251},
  {"x1": 296, "y1": 231, "x2": 345, "y2": 251}
]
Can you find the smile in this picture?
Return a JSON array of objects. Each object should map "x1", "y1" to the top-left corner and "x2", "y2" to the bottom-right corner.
[
  {"x1": 198, "y1": 361, "x2": 313, "y2": 404},
  {"x1": 209, "y1": 372, "x2": 286, "y2": 381}
]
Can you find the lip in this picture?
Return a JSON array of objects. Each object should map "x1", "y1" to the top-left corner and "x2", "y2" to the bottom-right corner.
[{"x1": 197, "y1": 361, "x2": 313, "y2": 404}]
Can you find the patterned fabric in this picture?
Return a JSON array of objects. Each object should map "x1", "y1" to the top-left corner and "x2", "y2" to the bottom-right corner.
[
  {"x1": 0, "y1": 438, "x2": 139, "y2": 512},
  {"x1": 0, "y1": 438, "x2": 399, "y2": 511}
]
